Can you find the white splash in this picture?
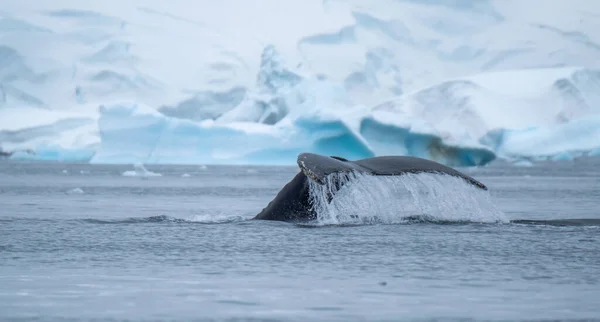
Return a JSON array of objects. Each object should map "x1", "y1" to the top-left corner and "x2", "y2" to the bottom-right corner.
[
  {"x1": 66, "y1": 188, "x2": 85, "y2": 195},
  {"x1": 187, "y1": 214, "x2": 248, "y2": 224},
  {"x1": 122, "y1": 163, "x2": 162, "y2": 177},
  {"x1": 308, "y1": 171, "x2": 507, "y2": 226}
]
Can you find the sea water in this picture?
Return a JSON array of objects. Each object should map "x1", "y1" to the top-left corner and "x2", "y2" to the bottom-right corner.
[{"x1": 1, "y1": 159, "x2": 599, "y2": 321}]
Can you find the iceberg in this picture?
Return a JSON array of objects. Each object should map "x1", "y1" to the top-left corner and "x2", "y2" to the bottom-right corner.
[
  {"x1": 1, "y1": 0, "x2": 599, "y2": 166},
  {"x1": 372, "y1": 67, "x2": 600, "y2": 163},
  {"x1": 484, "y1": 115, "x2": 600, "y2": 160},
  {"x1": 216, "y1": 45, "x2": 305, "y2": 125},
  {"x1": 90, "y1": 99, "x2": 498, "y2": 166},
  {"x1": 91, "y1": 100, "x2": 375, "y2": 165},
  {"x1": 4, "y1": 66, "x2": 600, "y2": 166},
  {"x1": 0, "y1": 107, "x2": 99, "y2": 161},
  {"x1": 358, "y1": 115, "x2": 496, "y2": 167},
  {"x1": 122, "y1": 163, "x2": 162, "y2": 177}
]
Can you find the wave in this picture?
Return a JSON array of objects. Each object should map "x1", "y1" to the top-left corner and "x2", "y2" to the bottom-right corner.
[
  {"x1": 3, "y1": 216, "x2": 600, "y2": 227},
  {"x1": 509, "y1": 219, "x2": 600, "y2": 227}
]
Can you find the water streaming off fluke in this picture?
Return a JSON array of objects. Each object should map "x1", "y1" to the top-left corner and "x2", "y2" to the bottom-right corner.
[{"x1": 308, "y1": 172, "x2": 507, "y2": 225}]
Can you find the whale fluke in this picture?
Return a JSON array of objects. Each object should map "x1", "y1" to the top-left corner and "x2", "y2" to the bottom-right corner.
[
  {"x1": 297, "y1": 153, "x2": 487, "y2": 190},
  {"x1": 254, "y1": 153, "x2": 489, "y2": 223}
]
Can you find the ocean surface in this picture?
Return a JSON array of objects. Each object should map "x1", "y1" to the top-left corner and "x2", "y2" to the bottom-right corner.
[{"x1": 1, "y1": 159, "x2": 599, "y2": 321}]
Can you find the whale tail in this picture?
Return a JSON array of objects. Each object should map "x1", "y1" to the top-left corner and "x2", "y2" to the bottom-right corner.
[{"x1": 297, "y1": 153, "x2": 487, "y2": 190}]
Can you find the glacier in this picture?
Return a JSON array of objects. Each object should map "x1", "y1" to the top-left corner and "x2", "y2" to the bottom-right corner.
[{"x1": 1, "y1": 0, "x2": 600, "y2": 166}]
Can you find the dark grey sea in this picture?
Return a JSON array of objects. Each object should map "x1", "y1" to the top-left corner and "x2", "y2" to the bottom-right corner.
[{"x1": 1, "y1": 159, "x2": 599, "y2": 321}]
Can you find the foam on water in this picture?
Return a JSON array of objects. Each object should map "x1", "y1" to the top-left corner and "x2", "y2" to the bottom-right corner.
[
  {"x1": 187, "y1": 214, "x2": 249, "y2": 224},
  {"x1": 308, "y1": 172, "x2": 507, "y2": 226}
]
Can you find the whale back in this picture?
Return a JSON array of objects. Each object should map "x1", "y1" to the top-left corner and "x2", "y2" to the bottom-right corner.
[{"x1": 297, "y1": 153, "x2": 487, "y2": 190}]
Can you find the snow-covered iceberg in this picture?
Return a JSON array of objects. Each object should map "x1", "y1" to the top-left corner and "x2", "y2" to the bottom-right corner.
[
  {"x1": 91, "y1": 99, "x2": 375, "y2": 165},
  {"x1": 3, "y1": 64, "x2": 600, "y2": 166},
  {"x1": 370, "y1": 67, "x2": 600, "y2": 162},
  {"x1": 1, "y1": 0, "x2": 599, "y2": 166},
  {"x1": 0, "y1": 107, "x2": 99, "y2": 161},
  {"x1": 90, "y1": 99, "x2": 493, "y2": 166},
  {"x1": 89, "y1": 66, "x2": 600, "y2": 166}
]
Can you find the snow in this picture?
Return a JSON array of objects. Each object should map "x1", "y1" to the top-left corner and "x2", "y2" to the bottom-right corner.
[{"x1": 1, "y1": 0, "x2": 600, "y2": 166}]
